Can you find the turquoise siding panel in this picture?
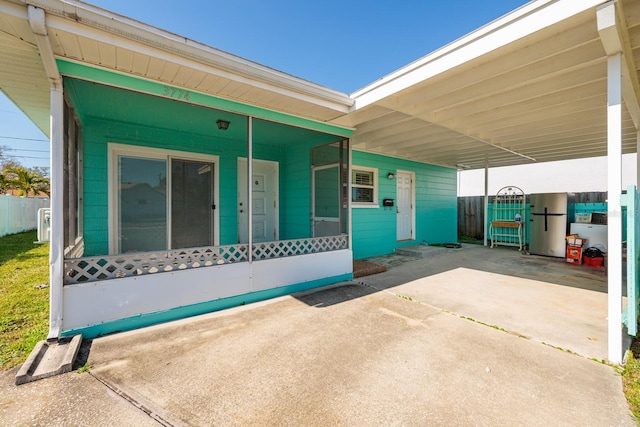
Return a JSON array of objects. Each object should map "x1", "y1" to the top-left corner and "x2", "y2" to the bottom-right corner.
[{"x1": 351, "y1": 151, "x2": 457, "y2": 259}]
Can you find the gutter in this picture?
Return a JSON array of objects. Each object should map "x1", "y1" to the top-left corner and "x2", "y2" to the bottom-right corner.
[{"x1": 27, "y1": 4, "x2": 64, "y2": 340}]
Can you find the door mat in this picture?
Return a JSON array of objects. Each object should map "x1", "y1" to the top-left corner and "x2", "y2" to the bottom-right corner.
[{"x1": 353, "y1": 260, "x2": 387, "y2": 278}]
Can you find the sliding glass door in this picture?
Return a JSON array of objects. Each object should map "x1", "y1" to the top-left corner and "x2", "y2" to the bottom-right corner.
[
  {"x1": 118, "y1": 156, "x2": 168, "y2": 253},
  {"x1": 114, "y1": 146, "x2": 217, "y2": 254}
]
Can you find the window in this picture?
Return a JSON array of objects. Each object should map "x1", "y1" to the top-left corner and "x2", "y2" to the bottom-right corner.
[
  {"x1": 351, "y1": 166, "x2": 378, "y2": 207},
  {"x1": 63, "y1": 96, "x2": 83, "y2": 254}
]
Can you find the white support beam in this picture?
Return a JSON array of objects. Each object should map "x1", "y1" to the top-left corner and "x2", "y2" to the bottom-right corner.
[
  {"x1": 48, "y1": 86, "x2": 64, "y2": 340},
  {"x1": 598, "y1": 1, "x2": 640, "y2": 130},
  {"x1": 484, "y1": 162, "x2": 489, "y2": 247},
  {"x1": 606, "y1": 52, "x2": 624, "y2": 364},
  {"x1": 28, "y1": 5, "x2": 64, "y2": 340}
]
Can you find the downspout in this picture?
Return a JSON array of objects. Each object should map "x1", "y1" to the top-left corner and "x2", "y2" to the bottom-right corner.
[{"x1": 27, "y1": 5, "x2": 64, "y2": 341}]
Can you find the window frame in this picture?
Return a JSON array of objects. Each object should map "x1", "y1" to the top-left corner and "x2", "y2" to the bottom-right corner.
[{"x1": 351, "y1": 165, "x2": 378, "y2": 208}]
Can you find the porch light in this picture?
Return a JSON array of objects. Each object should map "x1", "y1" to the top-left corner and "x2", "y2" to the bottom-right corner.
[
  {"x1": 387, "y1": 172, "x2": 395, "y2": 180},
  {"x1": 216, "y1": 119, "x2": 230, "y2": 131}
]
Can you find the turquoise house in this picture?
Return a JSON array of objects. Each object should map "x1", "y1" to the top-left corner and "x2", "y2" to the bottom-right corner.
[
  {"x1": 0, "y1": 0, "x2": 458, "y2": 338},
  {"x1": 1, "y1": 0, "x2": 638, "y2": 365}
]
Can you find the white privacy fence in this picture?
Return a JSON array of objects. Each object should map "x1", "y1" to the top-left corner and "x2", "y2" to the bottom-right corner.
[{"x1": 0, "y1": 195, "x2": 50, "y2": 237}]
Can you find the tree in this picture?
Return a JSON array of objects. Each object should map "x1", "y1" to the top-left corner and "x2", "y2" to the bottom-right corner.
[
  {"x1": 5, "y1": 166, "x2": 49, "y2": 197},
  {"x1": 0, "y1": 172, "x2": 8, "y2": 194},
  {"x1": 0, "y1": 145, "x2": 50, "y2": 196}
]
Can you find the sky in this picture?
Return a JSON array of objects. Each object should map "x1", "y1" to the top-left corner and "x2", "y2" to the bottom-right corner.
[{"x1": 0, "y1": 0, "x2": 635, "y2": 195}]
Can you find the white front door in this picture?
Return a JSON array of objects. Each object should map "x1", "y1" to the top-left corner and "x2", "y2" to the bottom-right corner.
[
  {"x1": 396, "y1": 171, "x2": 413, "y2": 241},
  {"x1": 238, "y1": 158, "x2": 278, "y2": 243}
]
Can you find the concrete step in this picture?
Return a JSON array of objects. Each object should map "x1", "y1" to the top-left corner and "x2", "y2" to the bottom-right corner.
[{"x1": 15, "y1": 334, "x2": 82, "y2": 385}]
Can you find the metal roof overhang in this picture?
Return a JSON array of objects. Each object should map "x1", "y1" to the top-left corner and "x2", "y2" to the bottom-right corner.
[
  {"x1": 332, "y1": 0, "x2": 640, "y2": 170},
  {"x1": 0, "y1": 0, "x2": 354, "y2": 136}
]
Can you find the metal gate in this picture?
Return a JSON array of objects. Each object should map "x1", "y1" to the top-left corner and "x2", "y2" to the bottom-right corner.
[{"x1": 622, "y1": 185, "x2": 639, "y2": 336}]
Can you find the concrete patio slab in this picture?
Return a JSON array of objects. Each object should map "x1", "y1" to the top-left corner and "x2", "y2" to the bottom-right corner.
[
  {"x1": 0, "y1": 245, "x2": 634, "y2": 425},
  {"x1": 361, "y1": 245, "x2": 613, "y2": 361}
]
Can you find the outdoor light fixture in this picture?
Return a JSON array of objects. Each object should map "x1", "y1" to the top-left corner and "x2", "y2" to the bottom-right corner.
[
  {"x1": 216, "y1": 119, "x2": 230, "y2": 131},
  {"x1": 387, "y1": 172, "x2": 395, "y2": 180}
]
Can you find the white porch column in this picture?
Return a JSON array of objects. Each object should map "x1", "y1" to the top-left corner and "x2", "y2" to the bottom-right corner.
[
  {"x1": 247, "y1": 116, "x2": 253, "y2": 264},
  {"x1": 48, "y1": 87, "x2": 64, "y2": 340},
  {"x1": 483, "y1": 161, "x2": 489, "y2": 247},
  {"x1": 347, "y1": 140, "x2": 353, "y2": 252},
  {"x1": 27, "y1": 5, "x2": 64, "y2": 340},
  {"x1": 607, "y1": 52, "x2": 624, "y2": 364}
]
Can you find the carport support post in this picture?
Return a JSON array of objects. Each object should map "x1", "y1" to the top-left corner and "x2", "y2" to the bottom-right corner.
[
  {"x1": 607, "y1": 52, "x2": 624, "y2": 364},
  {"x1": 483, "y1": 161, "x2": 489, "y2": 247}
]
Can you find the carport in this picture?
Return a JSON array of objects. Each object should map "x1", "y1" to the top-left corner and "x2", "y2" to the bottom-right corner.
[
  {"x1": 331, "y1": 0, "x2": 640, "y2": 364},
  {"x1": 0, "y1": 0, "x2": 639, "y2": 367}
]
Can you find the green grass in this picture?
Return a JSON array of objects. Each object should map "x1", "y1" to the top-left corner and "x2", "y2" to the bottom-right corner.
[
  {"x1": 0, "y1": 231, "x2": 49, "y2": 370},
  {"x1": 623, "y1": 339, "x2": 640, "y2": 421}
]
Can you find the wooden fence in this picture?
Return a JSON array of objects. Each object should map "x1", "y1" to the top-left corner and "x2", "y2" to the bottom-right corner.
[{"x1": 458, "y1": 192, "x2": 607, "y2": 240}]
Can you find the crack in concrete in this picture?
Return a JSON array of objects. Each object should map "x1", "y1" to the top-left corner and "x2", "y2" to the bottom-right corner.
[{"x1": 88, "y1": 372, "x2": 175, "y2": 426}]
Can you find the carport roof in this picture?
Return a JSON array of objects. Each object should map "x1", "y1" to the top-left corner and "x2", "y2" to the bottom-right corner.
[
  {"x1": 0, "y1": 0, "x2": 638, "y2": 170},
  {"x1": 335, "y1": 0, "x2": 640, "y2": 170}
]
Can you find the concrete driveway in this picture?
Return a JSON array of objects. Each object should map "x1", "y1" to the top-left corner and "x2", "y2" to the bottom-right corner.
[{"x1": 0, "y1": 245, "x2": 635, "y2": 425}]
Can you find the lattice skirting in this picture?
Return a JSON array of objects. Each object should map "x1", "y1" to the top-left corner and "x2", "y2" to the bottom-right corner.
[
  {"x1": 64, "y1": 235, "x2": 348, "y2": 285},
  {"x1": 252, "y1": 235, "x2": 348, "y2": 259}
]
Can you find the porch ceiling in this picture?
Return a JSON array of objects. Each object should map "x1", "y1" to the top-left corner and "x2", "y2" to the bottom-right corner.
[{"x1": 333, "y1": 0, "x2": 640, "y2": 170}]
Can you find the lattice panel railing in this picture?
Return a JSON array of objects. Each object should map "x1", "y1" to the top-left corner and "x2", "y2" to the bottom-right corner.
[
  {"x1": 64, "y1": 244, "x2": 249, "y2": 285},
  {"x1": 64, "y1": 235, "x2": 349, "y2": 285},
  {"x1": 252, "y1": 235, "x2": 348, "y2": 260}
]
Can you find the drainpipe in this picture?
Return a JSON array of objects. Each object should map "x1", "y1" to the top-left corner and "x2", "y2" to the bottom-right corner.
[{"x1": 28, "y1": 5, "x2": 64, "y2": 341}]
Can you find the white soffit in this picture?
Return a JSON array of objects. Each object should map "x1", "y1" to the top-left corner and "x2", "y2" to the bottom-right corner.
[
  {"x1": 340, "y1": 0, "x2": 640, "y2": 170},
  {"x1": 0, "y1": 2, "x2": 49, "y2": 133}
]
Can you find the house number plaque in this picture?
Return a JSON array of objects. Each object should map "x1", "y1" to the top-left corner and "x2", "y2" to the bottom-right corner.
[{"x1": 163, "y1": 85, "x2": 191, "y2": 101}]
